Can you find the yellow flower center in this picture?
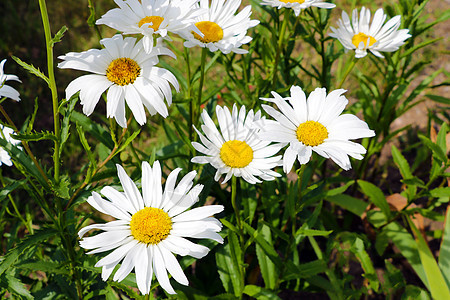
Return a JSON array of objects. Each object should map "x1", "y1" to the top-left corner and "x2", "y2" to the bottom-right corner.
[
  {"x1": 138, "y1": 16, "x2": 164, "y2": 31},
  {"x1": 220, "y1": 140, "x2": 253, "y2": 168},
  {"x1": 130, "y1": 207, "x2": 172, "y2": 245},
  {"x1": 296, "y1": 121, "x2": 328, "y2": 147},
  {"x1": 193, "y1": 21, "x2": 224, "y2": 43},
  {"x1": 352, "y1": 32, "x2": 377, "y2": 48},
  {"x1": 106, "y1": 58, "x2": 141, "y2": 86},
  {"x1": 279, "y1": 0, "x2": 305, "y2": 3}
]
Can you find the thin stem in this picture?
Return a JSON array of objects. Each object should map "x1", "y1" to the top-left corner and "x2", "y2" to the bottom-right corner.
[
  {"x1": 195, "y1": 48, "x2": 207, "y2": 127},
  {"x1": 65, "y1": 115, "x2": 133, "y2": 210},
  {"x1": 184, "y1": 47, "x2": 195, "y2": 171},
  {"x1": 271, "y1": 9, "x2": 290, "y2": 89},
  {"x1": 337, "y1": 56, "x2": 357, "y2": 89},
  {"x1": 230, "y1": 176, "x2": 245, "y2": 297},
  {"x1": 0, "y1": 104, "x2": 50, "y2": 185},
  {"x1": 38, "y1": 0, "x2": 61, "y2": 182},
  {"x1": 87, "y1": 0, "x2": 103, "y2": 42}
]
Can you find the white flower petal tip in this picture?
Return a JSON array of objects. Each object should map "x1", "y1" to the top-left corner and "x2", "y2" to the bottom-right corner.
[
  {"x1": 0, "y1": 59, "x2": 21, "y2": 102},
  {"x1": 329, "y1": 6, "x2": 411, "y2": 58},
  {"x1": 58, "y1": 34, "x2": 178, "y2": 127},
  {"x1": 96, "y1": 0, "x2": 203, "y2": 48},
  {"x1": 259, "y1": 86, "x2": 376, "y2": 173},
  {"x1": 78, "y1": 160, "x2": 223, "y2": 295},
  {"x1": 261, "y1": 0, "x2": 335, "y2": 16},
  {"x1": 181, "y1": 0, "x2": 259, "y2": 54},
  {"x1": 191, "y1": 104, "x2": 283, "y2": 184},
  {"x1": 0, "y1": 125, "x2": 22, "y2": 167}
]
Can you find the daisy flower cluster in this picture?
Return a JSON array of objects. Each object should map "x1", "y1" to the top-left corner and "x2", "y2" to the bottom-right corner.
[{"x1": 58, "y1": 0, "x2": 260, "y2": 127}]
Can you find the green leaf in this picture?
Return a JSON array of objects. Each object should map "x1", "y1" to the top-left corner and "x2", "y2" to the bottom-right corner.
[
  {"x1": 50, "y1": 176, "x2": 71, "y2": 200},
  {"x1": 391, "y1": 145, "x2": 413, "y2": 179},
  {"x1": 215, "y1": 231, "x2": 243, "y2": 297},
  {"x1": 295, "y1": 228, "x2": 333, "y2": 238},
  {"x1": 117, "y1": 129, "x2": 141, "y2": 154},
  {"x1": 419, "y1": 134, "x2": 448, "y2": 163},
  {"x1": 430, "y1": 187, "x2": 450, "y2": 198},
  {"x1": 401, "y1": 38, "x2": 442, "y2": 58},
  {"x1": 4, "y1": 273, "x2": 33, "y2": 299},
  {"x1": 326, "y1": 194, "x2": 368, "y2": 217},
  {"x1": 60, "y1": 94, "x2": 78, "y2": 156},
  {"x1": 401, "y1": 285, "x2": 431, "y2": 300},
  {"x1": 71, "y1": 111, "x2": 114, "y2": 149},
  {"x1": 408, "y1": 218, "x2": 450, "y2": 299},
  {"x1": 16, "y1": 260, "x2": 69, "y2": 275},
  {"x1": 439, "y1": 207, "x2": 450, "y2": 288},
  {"x1": 13, "y1": 131, "x2": 57, "y2": 142},
  {"x1": 0, "y1": 228, "x2": 58, "y2": 276},
  {"x1": 243, "y1": 285, "x2": 281, "y2": 300},
  {"x1": 50, "y1": 25, "x2": 68, "y2": 46},
  {"x1": 255, "y1": 224, "x2": 277, "y2": 289},
  {"x1": 0, "y1": 180, "x2": 24, "y2": 204},
  {"x1": 76, "y1": 123, "x2": 96, "y2": 168},
  {"x1": 358, "y1": 180, "x2": 391, "y2": 219},
  {"x1": 425, "y1": 94, "x2": 450, "y2": 105},
  {"x1": 0, "y1": 138, "x2": 49, "y2": 188},
  {"x1": 12, "y1": 56, "x2": 49, "y2": 85},
  {"x1": 384, "y1": 222, "x2": 428, "y2": 288}
]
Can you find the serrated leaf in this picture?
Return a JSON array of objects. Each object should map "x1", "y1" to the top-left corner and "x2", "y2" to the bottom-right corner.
[
  {"x1": 358, "y1": 180, "x2": 391, "y2": 219},
  {"x1": 16, "y1": 261, "x2": 69, "y2": 275},
  {"x1": 50, "y1": 26, "x2": 68, "y2": 46},
  {"x1": 50, "y1": 176, "x2": 71, "y2": 199},
  {"x1": 12, "y1": 56, "x2": 49, "y2": 85},
  {"x1": 5, "y1": 274, "x2": 33, "y2": 299},
  {"x1": 13, "y1": 131, "x2": 57, "y2": 142},
  {"x1": 60, "y1": 94, "x2": 78, "y2": 156},
  {"x1": 0, "y1": 228, "x2": 58, "y2": 276},
  {"x1": 76, "y1": 123, "x2": 96, "y2": 168}
]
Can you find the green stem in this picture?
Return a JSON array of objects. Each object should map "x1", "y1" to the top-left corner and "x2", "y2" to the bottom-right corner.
[
  {"x1": 230, "y1": 176, "x2": 245, "y2": 297},
  {"x1": 184, "y1": 47, "x2": 195, "y2": 171},
  {"x1": 38, "y1": 0, "x2": 61, "y2": 182},
  {"x1": 308, "y1": 236, "x2": 343, "y2": 300},
  {"x1": 196, "y1": 48, "x2": 207, "y2": 126},
  {"x1": 271, "y1": 9, "x2": 290, "y2": 89},
  {"x1": 337, "y1": 56, "x2": 357, "y2": 89}
]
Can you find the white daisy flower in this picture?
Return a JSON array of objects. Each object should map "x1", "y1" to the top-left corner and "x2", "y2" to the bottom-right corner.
[
  {"x1": 58, "y1": 34, "x2": 179, "y2": 128},
  {"x1": 182, "y1": 0, "x2": 260, "y2": 54},
  {"x1": 78, "y1": 161, "x2": 224, "y2": 295},
  {"x1": 257, "y1": 86, "x2": 375, "y2": 172},
  {"x1": 329, "y1": 7, "x2": 411, "y2": 58},
  {"x1": 96, "y1": 0, "x2": 204, "y2": 53},
  {"x1": 0, "y1": 59, "x2": 21, "y2": 102},
  {"x1": 0, "y1": 125, "x2": 21, "y2": 167},
  {"x1": 260, "y1": 0, "x2": 335, "y2": 17},
  {"x1": 191, "y1": 104, "x2": 282, "y2": 184}
]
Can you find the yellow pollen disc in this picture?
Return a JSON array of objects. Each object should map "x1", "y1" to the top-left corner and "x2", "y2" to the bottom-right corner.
[
  {"x1": 130, "y1": 207, "x2": 172, "y2": 245},
  {"x1": 106, "y1": 58, "x2": 141, "y2": 86},
  {"x1": 296, "y1": 121, "x2": 328, "y2": 147},
  {"x1": 193, "y1": 21, "x2": 224, "y2": 43},
  {"x1": 138, "y1": 16, "x2": 164, "y2": 31},
  {"x1": 352, "y1": 32, "x2": 377, "y2": 48},
  {"x1": 220, "y1": 140, "x2": 254, "y2": 168},
  {"x1": 279, "y1": 0, "x2": 305, "y2": 3}
]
